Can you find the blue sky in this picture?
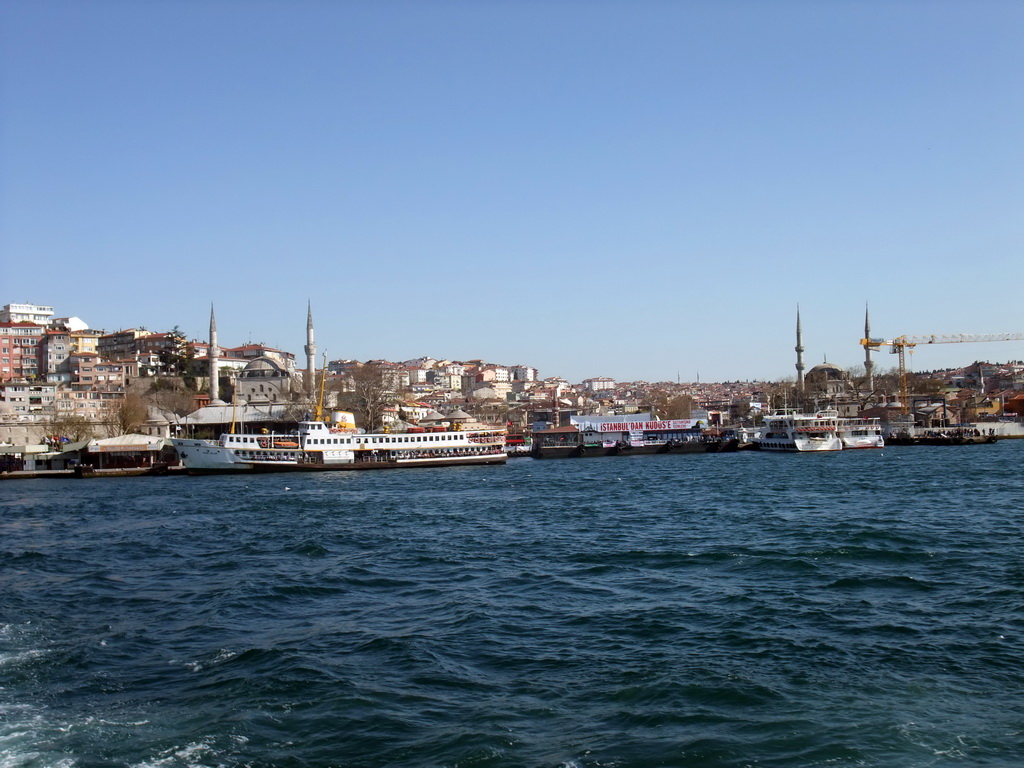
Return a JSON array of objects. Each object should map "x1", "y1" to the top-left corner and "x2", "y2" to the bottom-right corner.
[{"x1": 2, "y1": 0, "x2": 1022, "y2": 383}]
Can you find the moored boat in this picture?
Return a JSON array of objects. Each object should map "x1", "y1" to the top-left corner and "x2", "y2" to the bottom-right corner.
[
  {"x1": 171, "y1": 413, "x2": 506, "y2": 474},
  {"x1": 755, "y1": 409, "x2": 843, "y2": 452},
  {"x1": 530, "y1": 417, "x2": 733, "y2": 458},
  {"x1": 837, "y1": 417, "x2": 885, "y2": 449}
]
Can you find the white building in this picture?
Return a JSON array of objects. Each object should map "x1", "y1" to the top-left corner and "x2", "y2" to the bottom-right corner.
[
  {"x1": 582, "y1": 377, "x2": 616, "y2": 393},
  {"x1": 511, "y1": 366, "x2": 538, "y2": 382},
  {"x1": 51, "y1": 316, "x2": 89, "y2": 332},
  {"x1": 478, "y1": 366, "x2": 511, "y2": 383},
  {"x1": 405, "y1": 367, "x2": 430, "y2": 385},
  {"x1": 1, "y1": 303, "x2": 54, "y2": 325}
]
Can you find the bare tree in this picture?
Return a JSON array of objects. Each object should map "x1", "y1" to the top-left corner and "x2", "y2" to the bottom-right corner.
[
  {"x1": 648, "y1": 391, "x2": 694, "y2": 419},
  {"x1": 762, "y1": 378, "x2": 800, "y2": 411},
  {"x1": 143, "y1": 377, "x2": 196, "y2": 416},
  {"x1": 101, "y1": 393, "x2": 149, "y2": 437},
  {"x1": 906, "y1": 371, "x2": 945, "y2": 396},
  {"x1": 45, "y1": 410, "x2": 96, "y2": 443},
  {"x1": 468, "y1": 397, "x2": 509, "y2": 427},
  {"x1": 329, "y1": 362, "x2": 395, "y2": 432}
]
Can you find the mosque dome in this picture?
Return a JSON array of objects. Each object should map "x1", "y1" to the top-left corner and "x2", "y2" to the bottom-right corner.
[
  {"x1": 808, "y1": 361, "x2": 845, "y2": 379},
  {"x1": 240, "y1": 356, "x2": 287, "y2": 378}
]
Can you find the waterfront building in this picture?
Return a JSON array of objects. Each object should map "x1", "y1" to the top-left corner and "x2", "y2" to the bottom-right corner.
[{"x1": 234, "y1": 356, "x2": 298, "y2": 405}]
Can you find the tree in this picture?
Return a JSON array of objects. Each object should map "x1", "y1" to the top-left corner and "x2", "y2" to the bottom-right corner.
[
  {"x1": 644, "y1": 388, "x2": 694, "y2": 420},
  {"x1": 865, "y1": 366, "x2": 901, "y2": 403},
  {"x1": 157, "y1": 326, "x2": 189, "y2": 375},
  {"x1": 329, "y1": 362, "x2": 395, "y2": 432},
  {"x1": 762, "y1": 378, "x2": 800, "y2": 411},
  {"x1": 144, "y1": 377, "x2": 197, "y2": 416},
  {"x1": 906, "y1": 372, "x2": 945, "y2": 396},
  {"x1": 101, "y1": 393, "x2": 149, "y2": 437},
  {"x1": 45, "y1": 410, "x2": 95, "y2": 443}
]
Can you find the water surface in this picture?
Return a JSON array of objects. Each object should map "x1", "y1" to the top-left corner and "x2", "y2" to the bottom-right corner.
[{"x1": 3, "y1": 443, "x2": 1023, "y2": 767}]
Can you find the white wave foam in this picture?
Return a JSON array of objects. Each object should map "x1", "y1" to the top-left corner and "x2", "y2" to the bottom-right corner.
[
  {"x1": 129, "y1": 740, "x2": 223, "y2": 768},
  {"x1": 0, "y1": 648, "x2": 48, "y2": 668},
  {"x1": 0, "y1": 702, "x2": 76, "y2": 768}
]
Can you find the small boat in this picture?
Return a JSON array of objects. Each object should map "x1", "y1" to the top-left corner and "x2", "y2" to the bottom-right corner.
[
  {"x1": 837, "y1": 417, "x2": 885, "y2": 449},
  {"x1": 755, "y1": 409, "x2": 843, "y2": 452}
]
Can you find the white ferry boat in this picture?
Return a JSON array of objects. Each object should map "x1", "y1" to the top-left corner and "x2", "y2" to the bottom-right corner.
[
  {"x1": 171, "y1": 414, "x2": 506, "y2": 474},
  {"x1": 837, "y1": 417, "x2": 885, "y2": 449},
  {"x1": 755, "y1": 409, "x2": 843, "y2": 452}
]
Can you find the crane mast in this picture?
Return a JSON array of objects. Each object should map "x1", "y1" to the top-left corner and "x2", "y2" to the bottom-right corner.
[{"x1": 860, "y1": 332, "x2": 1024, "y2": 414}]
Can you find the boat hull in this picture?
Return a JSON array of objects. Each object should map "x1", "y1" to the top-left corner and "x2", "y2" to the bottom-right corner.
[
  {"x1": 756, "y1": 438, "x2": 843, "y2": 452},
  {"x1": 886, "y1": 435, "x2": 998, "y2": 446},
  {"x1": 840, "y1": 437, "x2": 885, "y2": 449},
  {"x1": 179, "y1": 455, "x2": 508, "y2": 474},
  {"x1": 531, "y1": 440, "x2": 736, "y2": 459}
]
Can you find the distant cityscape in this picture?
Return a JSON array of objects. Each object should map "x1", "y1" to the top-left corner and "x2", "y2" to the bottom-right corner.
[{"x1": 2, "y1": 301, "x2": 1023, "y2": 446}]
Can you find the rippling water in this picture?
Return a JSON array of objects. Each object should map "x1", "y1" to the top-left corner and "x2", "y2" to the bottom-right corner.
[{"x1": 3, "y1": 443, "x2": 1024, "y2": 767}]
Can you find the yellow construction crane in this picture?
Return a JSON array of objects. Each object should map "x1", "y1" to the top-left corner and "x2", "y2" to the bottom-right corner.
[{"x1": 860, "y1": 332, "x2": 1024, "y2": 413}]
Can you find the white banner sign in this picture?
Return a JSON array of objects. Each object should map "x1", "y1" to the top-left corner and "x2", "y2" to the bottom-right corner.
[{"x1": 587, "y1": 419, "x2": 701, "y2": 433}]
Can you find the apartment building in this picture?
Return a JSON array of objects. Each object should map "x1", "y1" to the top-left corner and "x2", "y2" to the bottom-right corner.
[
  {"x1": 582, "y1": 377, "x2": 616, "y2": 393},
  {"x1": 98, "y1": 329, "x2": 152, "y2": 361},
  {"x1": 42, "y1": 328, "x2": 73, "y2": 378},
  {"x1": 511, "y1": 366, "x2": 538, "y2": 382},
  {"x1": 71, "y1": 329, "x2": 102, "y2": 355},
  {"x1": 0, "y1": 382, "x2": 58, "y2": 415},
  {"x1": 57, "y1": 352, "x2": 128, "y2": 419},
  {"x1": 0, "y1": 322, "x2": 45, "y2": 382},
  {"x1": 0, "y1": 303, "x2": 54, "y2": 325}
]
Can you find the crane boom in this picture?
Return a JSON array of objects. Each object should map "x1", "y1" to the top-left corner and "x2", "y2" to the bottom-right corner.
[{"x1": 859, "y1": 332, "x2": 1024, "y2": 414}]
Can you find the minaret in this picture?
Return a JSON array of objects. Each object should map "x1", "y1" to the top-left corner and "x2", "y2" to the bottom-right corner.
[
  {"x1": 304, "y1": 302, "x2": 316, "y2": 397},
  {"x1": 795, "y1": 305, "x2": 805, "y2": 392},
  {"x1": 863, "y1": 302, "x2": 875, "y2": 393},
  {"x1": 209, "y1": 304, "x2": 222, "y2": 404}
]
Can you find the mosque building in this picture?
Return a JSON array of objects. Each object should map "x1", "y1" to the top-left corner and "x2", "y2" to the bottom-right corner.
[{"x1": 793, "y1": 305, "x2": 877, "y2": 416}]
